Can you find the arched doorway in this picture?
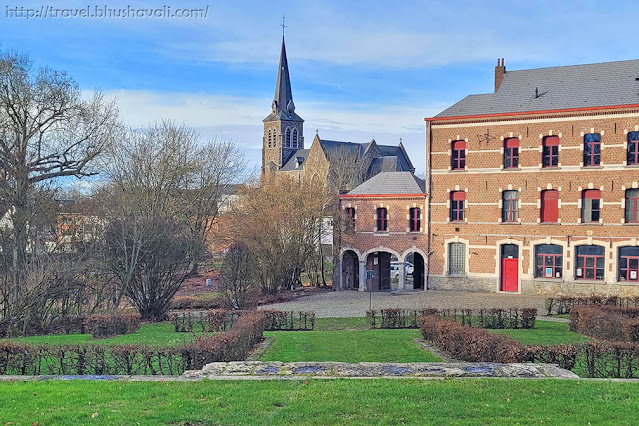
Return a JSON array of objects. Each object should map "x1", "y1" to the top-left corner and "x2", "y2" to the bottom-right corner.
[
  {"x1": 365, "y1": 251, "x2": 398, "y2": 291},
  {"x1": 405, "y1": 252, "x2": 425, "y2": 290},
  {"x1": 341, "y1": 250, "x2": 360, "y2": 290},
  {"x1": 500, "y1": 244, "x2": 519, "y2": 292}
]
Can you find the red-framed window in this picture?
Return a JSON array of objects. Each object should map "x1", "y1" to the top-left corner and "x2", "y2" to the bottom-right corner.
[
  {"x1": 534, "y1": 244, "x2": 563, "y2": 279},
  {"x1": 376, "y1": 207, "x2": 387, "y2": 232},
  {"x1": 409, "y1": 207, "x2": 421, "y2": 232},
  {"x1": 540, "y1": 190, "x2": 559, "y2": 223},
  {"x1": 626, "y1": 189, "x2": 639, "y2": 223},
  {"x1": 451, "y1": 140, "x2": 466, "y2": 170},
  {"x1": 575, "y1": 245, "x2": 605, "y2": 280},
  {"x1": 502, "y1": 190, "x2": 519, "y2": 222},
  {"x1": 628, "y1": 132, "x2": 639, "y2": 166},
  {"x1": 582, "y1": 189, "x2": 601, "y2": 223},
  {"x1": 450, "y1": 191, "x2": 465, "y2": 222},
  {"x1": 583, "y1": 133, "x2": 601, "y2": 167},
  {"x1": 344, "y1": 207, "x2": 355, "y2": 229},
  {"x1": 619, "y1": 247, "x2": 639, "y2": 282},
  {"x1": 504, "y1": 138, "x2": 519, "y2": 169},
  {"x1": 542, "y1": 136, "x2": 559, "y2": 167}
]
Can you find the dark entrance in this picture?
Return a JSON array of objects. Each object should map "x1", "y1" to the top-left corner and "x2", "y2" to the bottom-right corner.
[
  {"x1": 365, "y1": 251, "x2": 398, "y2": 291},
  {"x1": 341, "y1": 250, "x2": 360, "y2": 290},
  {"x1": 405, "y1": 252, "x2": 425, "y2": 289}
]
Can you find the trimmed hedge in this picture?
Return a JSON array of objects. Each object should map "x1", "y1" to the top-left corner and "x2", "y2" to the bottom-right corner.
[
  {"x1": 367, "y1": 308, "x2": 536, "y2": 330},
  {"x1": 261, "y1": 310, "x2": 315, "y2": 331},
  {"x1": 0, "y1": 314, "x2": 141, "y2": 339},
  {"x1": 545, "y1": 296, "x2": 639, "y2": 315},
  {"x1": 570, "y1": 306, "x2": 639, "y2": 342},
  {"x1": 0, "y1": 311, "x2": 267, "y2": 376},
  {"x1": 169, "y1": 295, "x2": 225, "y2": 311},
  {"x1": 421, "y1": 314, "x2": 639, "y2": 378},
  {"x1": 170, "y1": 310, "x2": 239, "y2": 333}
]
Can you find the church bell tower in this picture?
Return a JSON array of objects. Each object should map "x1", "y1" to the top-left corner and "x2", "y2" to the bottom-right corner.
[{"x1": 262, "y1": 30, "x2": 304, "y2": 174}]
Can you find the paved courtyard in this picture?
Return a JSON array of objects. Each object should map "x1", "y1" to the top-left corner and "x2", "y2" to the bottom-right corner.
[{"x1": 260, "y1": 289, "x2": 548, "y2": 318}]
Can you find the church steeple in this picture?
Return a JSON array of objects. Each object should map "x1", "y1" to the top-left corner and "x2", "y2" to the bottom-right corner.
[
  {"x1": 273, "y1": 38, "x2": 295, "y2": 116},
  {"x1": 262, "y1": 27, "x2": 304, "y2": 175}
]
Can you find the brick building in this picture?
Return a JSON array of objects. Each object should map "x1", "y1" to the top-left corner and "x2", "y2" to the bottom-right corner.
[
  {"x1": 425, "y1": 58, "x2": 639, "y2": 296},
  {"x1": 339, "y1": 172, "x2": 427, "y2": 291}
]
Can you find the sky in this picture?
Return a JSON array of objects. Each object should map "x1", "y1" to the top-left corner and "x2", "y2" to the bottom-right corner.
[{"x1": 1, "y1": 0, "x2": 638, "y2": 178}]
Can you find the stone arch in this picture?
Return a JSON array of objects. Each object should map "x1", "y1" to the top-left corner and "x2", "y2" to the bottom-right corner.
[
  {"x1": 402, "y1": 247, "x2": 427, "y2": 290},
  {"x1": 443, "y1": 237, "x2": 470, "y2": 277},
  {"x1": 362, "y1": 247, "x2": 400, "y2": 291},
  {"x1": 341, "y1": 249, "x2": 360, "y2": 290},
  {"x1": 571, "y1": 239, "x2": 609, "y2": 282},
  {"x1": 528, "y1": 238, "x2": 568, "y2": 280},
  {"x1": 612, "y1": 239, "x2": 639, "y2": 283}
]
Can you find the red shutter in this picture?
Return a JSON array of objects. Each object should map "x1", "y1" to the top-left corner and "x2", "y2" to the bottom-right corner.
[
  {"x1": 584, "y1": 189, "x2": 601, "y2": 199},
  {"x1": 505, "y1": 138, "x2": 519, "y2": 148},
  {"x1": 452, "y1": 191, "x2": 466, "y2": 201},
  {"x1": 541, "y1": 190, "x2": 559, "y2": 222},
  {"x1": 544, "y1": 136, "x2": 560, "y2": 146}
]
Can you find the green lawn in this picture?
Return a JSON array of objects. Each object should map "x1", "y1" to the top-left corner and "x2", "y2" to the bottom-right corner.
[
  {"x1": 1, "y1": 379, "x2": 639, "y2": 425},
  {"x1": 487, "y1": 320, "x2": 588, "y2": 346},
  {"x1": 1, "y1": 322, "x2": 207, "y2": 346},
  {"x1": 313, "y1": 316, "x2": 369, "y2": 331},
  {"x1": 261, "y1": 329, "x2": 440, "y2": 363}
]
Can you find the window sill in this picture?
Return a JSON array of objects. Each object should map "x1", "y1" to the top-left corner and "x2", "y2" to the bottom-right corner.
[
  {"x1": 616, "y1": 280, "x2": 639, "y2": 285},
  {"x1": 501, "y1": 221, "x2": 520, "y2": 225},
  {"x1": 533, "y1": 278, "x2": 563, "y2": 283},
  {"x1": 540, "y1": 166, "x2": 561, "y2": 170},
  {"x1": 574, "y1": 279, "x2": 606, "y2": 284},
  {"x1": 622, "y1": 223, "x2": 639, "y2": 225},
  {"x1": 579, "y1": 222, "x2": 603, "y2": 225},
  {"x1": 450, "y1": 221, "x2": 465, "y2": 224},
  {"x1": 540, "y1": 222, "x2": 560, "y2": 225},
  {"x1": 625, "y1": 164, "x2": 639, "y2": 168},
  {"x1": 503, "y1": 167, "x2": 521, "y2": 171},
  {"x1": 581, "y1": 166, "x2": 603, "y2": 169},
  {"x1": 446, "y1": 274, "x2": 467, "y2": 278},
  {"x1": 409, "y1": 231, "x2": 422, "y2": 234},
  {"x1": 450, "y1": 169, "x2": 467, "y2": 172},
  {"x1": 373, "y1": 232, "x2": 390, "y2": 236}
]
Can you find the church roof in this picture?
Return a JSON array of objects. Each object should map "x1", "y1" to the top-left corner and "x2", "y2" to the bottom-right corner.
[
  {"x1": 436, "y1": 58, "x2": 639, "y2": 118},
  {"x1": 346, "y1": 171, "x2": 425, "y2": 196},
  {"x1": 280, "y1": 149, "x2": 310, "y2": 171},
  {"x1": 264, "y1": 38, "x2": 303, "y2": 123}
]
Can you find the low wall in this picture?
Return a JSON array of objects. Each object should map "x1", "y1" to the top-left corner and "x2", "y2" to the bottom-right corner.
[{"x1": 428, "y1": 275, "x2": 639, "y2": 297}]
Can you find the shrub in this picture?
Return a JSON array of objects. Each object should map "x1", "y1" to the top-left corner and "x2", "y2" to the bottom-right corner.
[
  {"x1": 170, "y1": 310, "x2": 239, "y2": 333},
  {"x1": 545, "y1": 296, "x2": 639, "y2": 315},
  {"x1": 169, "y1": 295, "x2": 225, "y2": 311},
  {"x1": 0, "y1": 311, "x2": 267, "y2": 375},
  {"x1": 420, "y1": 315, "x2": 526, "y2": 363},
  {"x1": 84, "y1": 314, "x2": 141, "y2": 338},
  {"x1": 570, "y1": 306, "x2": 639, "y2": 342},
  {"x1": 375, "y1": 308, "x2": 536, "y2": 330}
]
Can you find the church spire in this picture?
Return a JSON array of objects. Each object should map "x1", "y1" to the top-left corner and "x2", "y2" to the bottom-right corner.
[{"x1": 273, "y1": 37, "x2": 295, "y2": 116}]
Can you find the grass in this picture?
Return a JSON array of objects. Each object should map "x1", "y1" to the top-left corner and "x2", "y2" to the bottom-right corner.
[
  {"x1": 262, "y1": 316, "x2": 439, "y2": 363},
  {"x1": 1, "y1": 379, "x2": 639, "y2": 425},
  {"x1": 1, "y1": 322, "x2": 207, "y2": 346},
  {"x1": 487, "y1": 320, "x2": 589, "y2": 346}
]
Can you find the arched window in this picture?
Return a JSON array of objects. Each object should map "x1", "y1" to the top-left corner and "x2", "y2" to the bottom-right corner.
[
  {"x1": 628, "y1": 131, "x2": 639, "y2": 166},
  {"x1": 448, "y1": 242, "x2": 466, "y2": 275},
  {"x1": 286, "y1": 128, "x2": 291, "y2": 147},
  {"x1": 268, "y1": 129, "x2": 272, "y2": 148},
  {"x1": 504, "y1": 138, "x2": 519, "y2": 169},
  {"x1": 626, "y1": 189, "x2": 639, "y2": 223},
  {"x1": 502, "y1": 190, "x2": 519, "y2": 222},
  {"x1": 534, "y1": 244, "x2": 563, "y2": 278},
  {"x1": 619, "y1": 246, "x2": 639, "y2": 282},
  {"x1": 575, "y1": 245, "x2": 605, "y2": 280},
  {"x1": 583, "y1": 133, "x2": 601, "y2": 167},
  {"x1": 582, "y1": 189, "x2": 601, "y2": 223},
  {"x1": 292, "y1": 129, "x2": 298, "y2": 148}
]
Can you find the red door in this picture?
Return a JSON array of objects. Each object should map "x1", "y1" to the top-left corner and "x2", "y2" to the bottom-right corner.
[{"x1": 501, "y1": 258, "x2": 519, "y2": 292}]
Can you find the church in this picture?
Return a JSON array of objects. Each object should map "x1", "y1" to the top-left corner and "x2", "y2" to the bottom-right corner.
[{"x1": 261, "y1": 36, "x2": 415, "y2": 188}]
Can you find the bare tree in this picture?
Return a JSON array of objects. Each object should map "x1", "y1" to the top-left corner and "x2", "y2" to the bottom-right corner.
[
  {"x1": 101, "y1": 121, "x2": 246, "y2": 318},
  {"x1": 0, "y1": 50, "x2": 118, "y2": 327},
  {"x1": 219, "y1": 243, "x2": 256, "y2": 309}
]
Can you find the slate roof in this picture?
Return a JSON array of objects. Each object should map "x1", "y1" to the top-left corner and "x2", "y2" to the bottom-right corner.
[
  {"x1": 264, "y1": 38, "x2": 304, "y2": 123},
  {"x1": 367, "y1": 156, "x2": 399, "y2": 176},
  {"x1": 318, "y1": 140, "x2": 362, "y2": 161},
  {"x1": 347, "y1": 171, "x2": 425, "y2": 196},
  {"x1": 280, "y1": 149, "x2": 310, "y2": 171},
  {"x1": 436, "y1": 59, "x2": 639, "y2": 118}
]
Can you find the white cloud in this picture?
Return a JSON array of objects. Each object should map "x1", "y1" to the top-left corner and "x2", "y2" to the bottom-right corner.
[{"x1": 100, "y1": 89, "x2": 435, "y2": 171}]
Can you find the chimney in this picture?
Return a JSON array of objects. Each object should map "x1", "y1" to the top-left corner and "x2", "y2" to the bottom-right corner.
[{"x1": 495, "y1": 58, "x2": 506, "y2": 92}]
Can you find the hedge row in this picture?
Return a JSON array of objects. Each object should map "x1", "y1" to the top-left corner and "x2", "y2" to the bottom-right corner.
[
  {"x1": 169, "y1": 295, "x2": 225, "y2": 311},
  {"x1": 570, "y1": 306, "x2": 639, "y2": 342},
  {"x1": 366, "y1": 308, "x2": 536, "y2": 330},
  {"x1": 545, "y1": 296, "x2": 639, "y2": 315},
  {"x1": 261, "y1": 310, "x2": 315, "y2": 331},
  {"x1": 170, "y1": 310, "x2": 239, "y2": 333},
  {"x1": 420, "y1": 315, "x2": 639, "y2": 378},
  {"x1": 0, "y1": 311, "x2": 266, "y2": 376},
  {"x1": 170, "y1": 310, "x2": 315, "y2": 332},
  {"x1": 0, "y1": 314, "x2": 141, "y2": 339}
]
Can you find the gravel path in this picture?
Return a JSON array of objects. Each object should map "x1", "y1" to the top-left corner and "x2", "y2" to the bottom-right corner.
[{"x1": 259, "y1": 290, "x2": 548, "y2": 318}]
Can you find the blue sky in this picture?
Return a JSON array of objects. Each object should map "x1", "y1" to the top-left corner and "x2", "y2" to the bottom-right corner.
[{"x1": 2, "y1": 0, "x2": 638, "y2": 176}]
